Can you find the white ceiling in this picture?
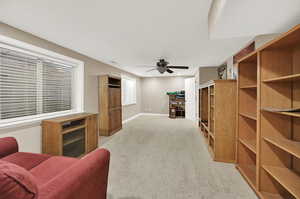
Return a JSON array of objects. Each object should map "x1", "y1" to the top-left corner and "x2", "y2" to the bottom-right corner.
[
  {"x1": 0, "y1": 1, "x2": 296, "y2": 77},
  {"x1": 209, "y1": 0, "x2": 300, "y2": 39}
]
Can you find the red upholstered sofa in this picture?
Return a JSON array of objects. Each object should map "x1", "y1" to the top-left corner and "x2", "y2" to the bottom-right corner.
[{"x1": 0, "y1": 137, "x2": 110, "y2": 199}]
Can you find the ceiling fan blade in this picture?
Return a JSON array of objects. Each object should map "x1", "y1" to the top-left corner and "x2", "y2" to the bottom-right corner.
[
  {"x1": 167, "y1": 66, "x2": 189, "y2": 69},
  {"x1": 166, "y1": 69, "x2": 174, "y2": 73},
  {"x1": 146, "y1": 68, "x2": 157, "y2": 72}
]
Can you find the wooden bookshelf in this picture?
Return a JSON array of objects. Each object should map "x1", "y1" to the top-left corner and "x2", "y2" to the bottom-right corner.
[
  {"x1": 199, "y1": 80, "x2": 236, "y2": 163},
  {"x1": 236, "y1": 24, "x2": 300, "y2": 199}
]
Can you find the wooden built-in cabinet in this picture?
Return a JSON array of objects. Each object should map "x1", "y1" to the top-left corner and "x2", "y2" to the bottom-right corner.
[
  {"x1": 98, "y1": 75, "x2": 122, "y2": 136},
  {"x1": 236, "y1": 24, "x2": 300, "y2": 199},
  {"x1": 199, "y1": 80, "x2": 237, "y2": 163},
  {"x1": 42, "y1": 113, "x2": 98, "y2": 158}
]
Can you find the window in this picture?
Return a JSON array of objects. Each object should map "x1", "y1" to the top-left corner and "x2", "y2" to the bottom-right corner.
[
  {"x1": 121, "y1": 76, "x2": 136, "y2": 106},
  {"x1": 0, "y1": 35, "x2": 84, "y2": 127}
]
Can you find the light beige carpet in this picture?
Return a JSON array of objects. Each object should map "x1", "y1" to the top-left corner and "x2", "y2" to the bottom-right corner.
[{"x1": 99, "y1": 115, "x2": 258, "y2": 199}]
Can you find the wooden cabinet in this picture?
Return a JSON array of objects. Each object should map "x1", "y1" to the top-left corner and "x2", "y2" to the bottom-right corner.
[
  {"x1": 42, "y1": 113, "x2": 98, "y2": 157},
  {"x1": 199, "y1": 80, "x2": 236, "y2": 163},
  {"x1": 99, "y1": 75, "x2": 122, "y2": 136},
  {"x1": 86, "y1": 114, "x2": 98, "y2": 153},
  {"x1": 109, "y1": 108, "x2": 122, "y2": 132},
  {"x1": 236, "y1": 25, "x2": 300, "y2": 199},
  {"x1": 109, "y1": 87, "x2": 121, "y2": 108}
]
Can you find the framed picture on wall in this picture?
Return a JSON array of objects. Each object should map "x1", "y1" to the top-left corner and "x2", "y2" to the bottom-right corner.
[{"x1": 217, "y1": 65, "x2": 227, "y2": 80}]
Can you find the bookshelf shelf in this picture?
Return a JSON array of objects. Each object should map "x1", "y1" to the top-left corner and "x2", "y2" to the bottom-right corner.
[
  {"x1": 239, "y1": 138, "x2": 256, "y2": 154},
  {"x1": 209, "y1": 132, "x2": 215, "y2": 139},
  {"x1": 262, "y1": 73, "x2": 300, "y2": 83},
  {"x1": 263, "y1": 166, "x2": 300, "y2": 199},
  {"x1": 63, "y1": 134, "x2": 85, "y2": 147},
  {"x1": 202, "y1": 122, "x2": 209, "y2": 132},
  {"x1": 264, "y1": 136, "x2": 300, "y2": 159},
  {"x1": 240, "y1": 85, "x2": 257, "y2": 89},
  {"x1": 239, "y1": 113, "x2": 257, "y2": 121},
  {"x1": 261, "y1": 108, "x2": 300, "y2": 118},
  {"x1": 62, "y1": 124, "x2": 86, "y2": 134}
]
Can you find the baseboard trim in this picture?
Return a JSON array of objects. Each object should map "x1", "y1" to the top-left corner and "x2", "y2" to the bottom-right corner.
[
  {"x1": 122, "y1": 113, "x2": 168, "y2": 124},
  {"x1": 140, "y1": 113, "x2": 168, "y2": 116},
  {"x1": 122, "y1": 113, "x2": 143, "y2": 124}
]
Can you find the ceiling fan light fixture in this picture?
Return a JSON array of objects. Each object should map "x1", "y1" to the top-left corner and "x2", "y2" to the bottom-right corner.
[{"x1": 145, "y1": 59, "x2": 189, "y2": 74}]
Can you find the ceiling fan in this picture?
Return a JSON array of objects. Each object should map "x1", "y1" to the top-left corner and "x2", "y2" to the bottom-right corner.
[{"x1": 146, "y1": 59, "x2": 189, "y2": 74}]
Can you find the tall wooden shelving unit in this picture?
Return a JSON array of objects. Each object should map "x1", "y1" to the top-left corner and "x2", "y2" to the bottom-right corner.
[
  {"x1": 199, "y1": 80, "x2": 237, "y2": 163},
  {"x1": 236, "y1": 24, "x2": 300, "y2": 199},
  {"x1": 98, "y1": 75, "x2": 122, "y2": 136}
]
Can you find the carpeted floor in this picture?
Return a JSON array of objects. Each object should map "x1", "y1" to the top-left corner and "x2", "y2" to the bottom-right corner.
[{"x1": 100, "y1": 115, "x2": 258, "y2": 199}]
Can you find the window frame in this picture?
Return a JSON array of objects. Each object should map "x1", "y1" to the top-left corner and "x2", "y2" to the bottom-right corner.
[
  {"x1": 0, "y1": 35, "x2": 84, "y2": 128},
  {"x1": 121, "y1": 75, "x2": 137, "y2": 106}
]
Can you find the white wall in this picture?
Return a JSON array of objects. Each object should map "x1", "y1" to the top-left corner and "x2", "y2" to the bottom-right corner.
[
  {"x1": 225, "y1": 33, "x2": 280, "y2": 80},
  {"x1": 141, "y1": 76, "x2": 187, "y2": 114},
  {"x1": 0, "y1": 22, "x2": 142, "y2": 153},
  {"x1": 254, "y1": 33, "x2": 280, "y2": 49},
  {"x1": 199, "y1": 67, "x2": 219, "y2": 84},
  {"x1": 194, "y1": 70, "x2": 200, "y2": 121},
  {"x1": 0, "y1": 125, "x2": 41, "y2": 153}
]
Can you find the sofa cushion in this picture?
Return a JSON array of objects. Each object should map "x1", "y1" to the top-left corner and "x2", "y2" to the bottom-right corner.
[
  {"x1": 30, "y1": 156, "x2": 78, "y2": 186},
  {"x1": 0, "y1": 137, "x2": 18, "y2": 158},
  {"x1": 2, "y1": 152, "x2": 51, "y2": 170},
  {"x1": 0, "y1": 160, "x2": 38, "y2": 199}
]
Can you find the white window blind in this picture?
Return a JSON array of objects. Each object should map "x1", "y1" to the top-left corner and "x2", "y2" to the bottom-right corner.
[
  {"x1": 0, "y1": 47, "x2": 73, "y2": 120},
  {"x1": 121, "y1": 76, "x2": 136, "y2": 106},
  {"x1": 42, "y1": 60, "x2": 72, "y2": 114}
]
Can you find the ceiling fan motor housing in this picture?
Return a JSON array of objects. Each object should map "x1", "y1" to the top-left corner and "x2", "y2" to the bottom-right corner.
[
  {"x1": 157, "y1": 59, "x2": 168, "y2": 67},
  {"x1": 157, "y1": 66, "x2": 166, "y2": 73}
]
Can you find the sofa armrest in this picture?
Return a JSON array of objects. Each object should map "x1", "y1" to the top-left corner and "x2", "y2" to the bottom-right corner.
[
  {"x1": 0, "y1": 137, "x2": 18, "y2": 158},
  {"x1": 39, "y1": 149, "x2": 110, "y2": 199}
]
